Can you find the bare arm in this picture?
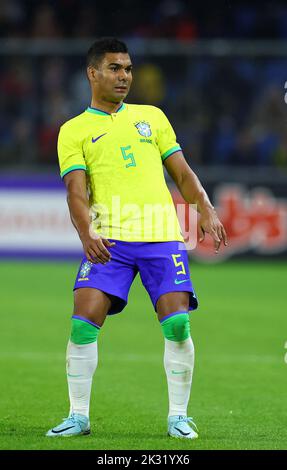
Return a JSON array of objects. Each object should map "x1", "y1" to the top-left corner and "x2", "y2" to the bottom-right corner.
[
  {"x1": 164, "y1": 151, "x2": 227, "y2": 253},
  {"x1": 63, "y1": 170, "x2": 115, "y2": 263}
]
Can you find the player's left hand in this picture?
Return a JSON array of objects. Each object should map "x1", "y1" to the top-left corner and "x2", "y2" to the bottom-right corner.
[{"x1": 198, "y1": 207, "x2": 227, "y2": 253}]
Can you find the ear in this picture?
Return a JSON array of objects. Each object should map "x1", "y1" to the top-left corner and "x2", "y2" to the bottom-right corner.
[{"x1": 87, "y1": 65, "x2": 98, "y2": 83}]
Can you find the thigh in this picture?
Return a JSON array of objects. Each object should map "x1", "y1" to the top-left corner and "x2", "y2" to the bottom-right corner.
[
  {"x1": 138, "y1": 241, "x2": 198, "y2": 315},
  {"x1": 73, "y1": 288, "x2": 112, "y2": 327},
  {"x1": 74, "y1": 243, "x2": 138, "y2": 315}
]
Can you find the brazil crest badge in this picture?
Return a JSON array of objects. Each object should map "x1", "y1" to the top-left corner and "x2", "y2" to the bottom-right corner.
[
  {"x1": 79, "y1": 261, "x2": 93, "y2": 279},
  {"x1": 134, "y1": 121, "x2": 152, "y2": 137}
]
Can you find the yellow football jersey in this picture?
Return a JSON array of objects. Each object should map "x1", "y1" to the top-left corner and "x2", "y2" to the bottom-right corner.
[{"x1": 58, "y1": 103, "x2": 183, "y2": 242}]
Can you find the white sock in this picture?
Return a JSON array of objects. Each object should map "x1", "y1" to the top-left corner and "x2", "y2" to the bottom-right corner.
[
  {"x1": 164, "y1": 336, "x2": 195, "y2": 417},
  {"x1": 66, "y1": 340, "x2": 98, "y2": 418}
]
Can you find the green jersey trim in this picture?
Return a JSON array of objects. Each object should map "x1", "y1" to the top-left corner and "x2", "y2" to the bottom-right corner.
[
  {"x1": 86, "y1": 103, "x2": 126, "y2": 116},
  {"x1": 161, "y1": 145, "x2": 182, "y2": 161},
  {"x1": 61, "y1": 165, "x2": 86, "y2": 178}
]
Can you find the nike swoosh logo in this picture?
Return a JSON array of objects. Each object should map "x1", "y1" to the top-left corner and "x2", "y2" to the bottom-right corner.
[
  {"x1": 91, "y1": 133, "x2": 106, "y2": 143},
  {"x1": 51, "y1": 425, "x2": 75, "y2": 434},
  {"x1": 174, "y1": 279, "x2": 189, "y2": 285},
  {"x1": 174, "y1": 427, "x2": 192, "y2": 436}
]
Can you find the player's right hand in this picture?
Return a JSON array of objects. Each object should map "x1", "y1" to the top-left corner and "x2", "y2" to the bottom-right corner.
[{"x1": 80, "y1": 234, "x2": 116, "y2": 264}]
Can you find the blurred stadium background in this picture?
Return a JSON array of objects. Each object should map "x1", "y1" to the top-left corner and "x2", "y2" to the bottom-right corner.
[{"x1": 0, "y1": 0, "x2": 286, "y2": 450}]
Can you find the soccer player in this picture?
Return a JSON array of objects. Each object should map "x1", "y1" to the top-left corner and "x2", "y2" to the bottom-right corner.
[{"x1": 46, "y1": 38, "x2": 227, "y2": 439}]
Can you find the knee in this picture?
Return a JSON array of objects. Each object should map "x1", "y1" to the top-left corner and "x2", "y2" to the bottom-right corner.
[{"x1": 160, "y1": 312, "x2": 190, "y2": 342}]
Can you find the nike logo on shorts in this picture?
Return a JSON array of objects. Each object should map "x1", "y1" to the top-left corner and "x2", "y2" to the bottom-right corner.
[
  {"x1": 174, "y1": 279, "x2": 189, "y2": 285},
  {"x1": 92, "y1": 133, "x2": 106, "y2": 143}
]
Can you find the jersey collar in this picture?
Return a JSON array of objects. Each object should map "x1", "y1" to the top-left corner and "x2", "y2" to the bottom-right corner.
[{"x1": 86, "y1": 103, "x2": 126, "y2": 116}]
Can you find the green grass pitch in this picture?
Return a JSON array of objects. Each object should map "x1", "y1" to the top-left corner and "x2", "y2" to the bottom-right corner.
[{"x1": 0, "y1": 260, "x2": 286, "y2": 450}]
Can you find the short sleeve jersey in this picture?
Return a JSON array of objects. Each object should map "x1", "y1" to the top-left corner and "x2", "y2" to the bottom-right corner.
[{"x1": 58, "y1": 103, "x2": 183, "y2": 242}]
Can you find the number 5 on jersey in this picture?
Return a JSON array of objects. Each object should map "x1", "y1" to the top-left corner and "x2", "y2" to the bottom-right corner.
[{"x1": 121, "y1": 145, "x2": 136, "y2": 168}]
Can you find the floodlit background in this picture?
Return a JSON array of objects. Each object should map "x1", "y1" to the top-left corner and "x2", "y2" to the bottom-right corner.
[{"x1": 0, "y1": 0, "x2": 286, "y2": 450}]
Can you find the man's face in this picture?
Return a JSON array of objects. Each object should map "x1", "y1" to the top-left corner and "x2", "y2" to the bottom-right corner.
[{"x1": 88, "y1": 52, "x2": 133, "y2": 103}]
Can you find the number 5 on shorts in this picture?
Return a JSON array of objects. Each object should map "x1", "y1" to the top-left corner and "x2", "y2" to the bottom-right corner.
[{"x1": 172, "y1": 254, "x2": 186, "y2": 276}]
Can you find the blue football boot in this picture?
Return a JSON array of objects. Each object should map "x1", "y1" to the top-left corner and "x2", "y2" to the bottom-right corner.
[
  {"x1": 168, "y1": 415, "x2": 198, "y2": 439},
  {"x1": 46, "y1": 413, "x2": 90, "y2": 437}
]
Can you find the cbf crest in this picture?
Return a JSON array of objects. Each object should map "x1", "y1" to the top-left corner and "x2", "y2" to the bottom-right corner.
[
  {"x1": 134, "y1": 121, "x2": 152, "y2": 137},
  {"x1": 79, "y1": 260, "x2": 93, "y2": 279}
]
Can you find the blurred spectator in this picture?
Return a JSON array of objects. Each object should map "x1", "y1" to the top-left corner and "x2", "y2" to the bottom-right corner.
[
  {"x1": 0, "y1": 0, "x2": 25, "y2": 37},
  {"x1": 152, "y1": 0, "x2": 198, "y2": 40},
  {"x1": 128, "y1": 63, "x2": 166, "y2": 105},
  {"x1": 41, "y1": 58, "x2": 67, "y2": 94},
  {"x1": 274, "y1": 136, "x2": 287, "y2": 169},
  {"x1": 40, "y1": 90, "x2": 72, "y2": 163},
  {"x1": 73, "y1": 4, "x2": 98, "y2": 38},
  {"x1": 250, "y1": 85, "x2": 286, "y2": 136},
  {"x1": 13, "y1": 118, "x2": 36, "y2": 163},
  {"x1": 30, "y1": 4, "x2": 62, "y2": 38},
  {"x1": 69, "y1": 69, "x2": 91, "y2": 113}
]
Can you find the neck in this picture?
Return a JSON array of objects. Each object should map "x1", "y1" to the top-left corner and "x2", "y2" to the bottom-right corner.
[{"x1": 90, "y1": 97, "x2": 123, "y2": 114}]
